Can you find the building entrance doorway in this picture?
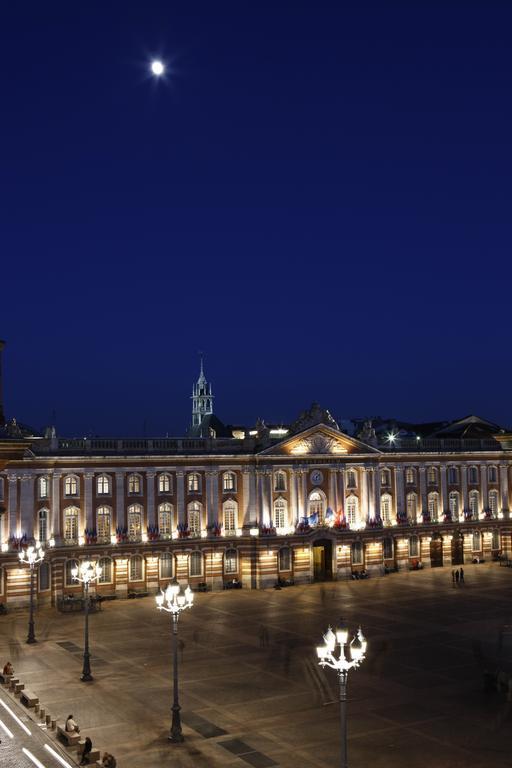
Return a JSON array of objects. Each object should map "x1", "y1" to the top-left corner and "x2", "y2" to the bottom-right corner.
[
  {"x1": 313, "y1": 540, "x2": 333, "y2": 581},
  {"x1": 430, "y1": 535, "x2": 443, "y2": 567},
  {"x1": 451, "y1": 532, "x2": 464, "y2": 565}
]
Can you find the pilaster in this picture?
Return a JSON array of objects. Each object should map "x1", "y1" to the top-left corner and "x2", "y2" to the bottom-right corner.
[
  {"x1": 176, "y1": 471, "x2": 185, "y2": 526},
  {"x1": 146, "y1": 472, "x2": 156, "y2": 527},
  {"x1": 51, "y1": 471, "x2": 61, "y2": 539},
  {"x1": 499, "y1": 464, "x2": 509, "y2": 516},
  {"x1": 115, "y1": 472, "x2": 125, "y2": 530}
]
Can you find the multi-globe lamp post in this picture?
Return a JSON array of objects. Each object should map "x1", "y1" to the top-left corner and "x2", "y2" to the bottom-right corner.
[
  {"x1": 317, "y1": 624, "x2": 367, "y2": 768},
  {"x1": 18, "y1": 542, "x2": 45, "y2": 644},
  {"x1": 156, "y1": 582, "x2": 194, "y2": 743},
  {"x1": 72, "y1": 560, "x2": 102, "y2": 682}
]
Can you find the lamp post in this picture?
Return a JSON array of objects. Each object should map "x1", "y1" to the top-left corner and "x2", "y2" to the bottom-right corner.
[
  {"x1": 72, "y1": 560, "x2": 102, "y2": 682},
  {"x1": 19, "y1": 543, "x2": 45, "y2": 644},
  {"x1": 156, "y1": 582, "x2": 194, "y2": 742},
  {"x1": 317, "y1": 624, "x2": 367, "y2": 768}
]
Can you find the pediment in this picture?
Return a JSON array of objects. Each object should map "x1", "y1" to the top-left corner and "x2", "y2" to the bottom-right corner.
[{"x1": 259, "y1": 425, "x2": 380, "y2": 456}]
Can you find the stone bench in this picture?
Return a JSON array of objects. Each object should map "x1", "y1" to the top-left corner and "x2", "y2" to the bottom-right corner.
[
  {"x1": 57, "y1": 724, "x2": 81, "y2": 746},
  {"x1": 0, "y1": 672, "x2": 13, "y2": 685},
  {"x1": 13, "y1": 681, "x2": 25, "y2": 694},
  {"x1": 20, "y1": 689, "x2": 39, "y2": 708}
]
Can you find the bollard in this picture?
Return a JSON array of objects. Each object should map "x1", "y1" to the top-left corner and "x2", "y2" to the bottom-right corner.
[
  {"x1": 51, "y1": 718, "x2": 56, "y2": 729},
  {"x1": 46, "y1": 714, "x2": 51, "y2": 726},
  {"x1": 39, "y1": 708, "x2": 45, "y2": 720},
  {"x1": 35, "y1": 703, "x2": 40, "y2": 714}
]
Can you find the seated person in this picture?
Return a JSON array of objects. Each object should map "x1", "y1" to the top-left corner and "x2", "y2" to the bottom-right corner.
[
  {"x1": 3, "y1": 661, "x2": 14, "y2": 676},
  {"x1": 65, "y1": 714, "x2": 80, "y2": 733},
  {"x1": 102, "y1": 753, "x2": 117, "y2": 768},
  {"x1": 80, "y1": 737, "x2": 93, "y2": 765}
]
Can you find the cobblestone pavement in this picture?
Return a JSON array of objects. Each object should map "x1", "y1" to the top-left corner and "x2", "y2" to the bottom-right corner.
[{"x1": 1, "y1": 562, "x2": 512, "y2": 768}]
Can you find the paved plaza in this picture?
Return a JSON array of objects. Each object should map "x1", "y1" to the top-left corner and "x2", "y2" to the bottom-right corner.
[{"x1": 1, "y1": 563, "x2": 512, "y2": 768}]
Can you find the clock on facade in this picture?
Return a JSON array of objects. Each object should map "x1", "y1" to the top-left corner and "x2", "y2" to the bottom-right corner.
[{"x1": 310, "y1": 470, "x2": 323, "y2": 485}]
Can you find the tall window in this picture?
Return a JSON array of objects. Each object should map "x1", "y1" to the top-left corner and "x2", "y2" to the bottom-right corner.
[
  {"x1": 448, "y1": 466, "x2": 458, "y2": 484},
  {"x1": 188, "y1": 501, "x2": 201, "y2": 535},
  {"x1": 127, "y1": 504, "x2": 142, "y2": 540},
  {"x1": 409, "y1": 535, "x2": 419, "y2": 558},
  {"x1": 346, "y1": 470, "x2": 357, "y2": 489},
  {"x1": 469, "y1": 490, "x2": 479, "y2": 518},
  {"x1": 129, "y1": 555, "x2": 143, "y2": 581},
  {"x1": 273, "y1": 498, "x2": 287, "y2": 529},
  {"x1": 97, "y1": 506, "x2": 111, "y2": 541},
  {"x1": 38, "y1": 476, "x2": 49, "y2": 499},
  {"x1": 488, "y1": 490, "x2": 499, "y2": 517},
  {"x1": 406, "y1": 493, "x2": 417, "y2": 519},
  {"x1": 351, "y1": 541, "x2": 363, "y2": 565},
  {"x1": 488, "y1": 466, "x2": 498, "y2": 484},
  {"x1": 274, "y1": 471, "x2": 287, "y2": 491},
  {"x1": 278, "y1": 547, "x2": 291, "y2": 572},
  {"x1": 38, "y1": 509, "x2": 48, "y2": 542},
  {"x1": 222, "y1": 472, "x2": 236, "y2": 492},
  {"x1": 127, "y1": 474, "x2": 141, "y2": 495},
  {"x1": 98, "y1": 556, "x2": 112, "y2": 584},
  {"x1": 405, "y1": 467, "x2": 415, "y2": 485},
  {"x1": 223, "y1": 500, "x2": 237, "y2": 534},
  {"x1": 427, "y1": 467, "x2": 437, "y2": 485},
  {"x1": 468, "y1": 466, "x2": 479, "y2": 484},
  {"x1": 492, "y1": 530, "x2": 500, "y2": 550},
  {"x1": 39, "y1": 561, "x2": 50, "y2": 591},
  {"x1": 427, "y1": 492, "x2": 439, "y2": 521},
  {"x1": 189, "y1": 551, "x2": 203, "y2": 577},
  {"x1": 380, "y1": 494, "x2": 392, "y2": 524},
  {"x1": 308, "y1": 490, "x2": 325, "y2": 524},
  {"x1": 65, "y1": 559, "x2": 79, "y2": 587},
  {"x1": 346, "y1": 495, "x2": 358, "y2": 526},
  {"x1": 381, "y1": 470, "x2": 391, "y2": 487},
  {"x1": 449, "y1": 491, "x2": 459, "y2": 519},
  {"x1": 97, "y1": 474, "x2": 111, "y2": 495},
  {"x1": 0, "y1": 477, "x2": 4, "y2": 501},
  {"x1": 158, "y1": 473, "x2": 172, "y2": 494},
  {"x1": 187, "y1": 472, "x2": 201, "y2": 493},
  {"x1": 383, "y1": 537, "x2": 393, "y2": 559},
  {"x1": 224, "y1": 548, "x2": 238, "y2": 574},
  {"x1": 158, "y1": 503, "x2": 173, "y2": 536},
  {"x1": 64, "y1": 475, "x2": 79, "y2": 497},
  {"x1": 472, "y1": 531, "x2": 481, "y2": 551},
  {"x1": 159, "y1": 552, "x2": 173, "y2": 579},
  {"x1": 64, "y1": 507, "x2": 79, "y2": 542}
]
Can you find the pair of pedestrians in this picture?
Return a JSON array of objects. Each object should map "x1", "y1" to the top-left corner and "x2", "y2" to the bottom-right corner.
[{"x1": 451, "y1": 567, "x2": 464, "y2": 584}]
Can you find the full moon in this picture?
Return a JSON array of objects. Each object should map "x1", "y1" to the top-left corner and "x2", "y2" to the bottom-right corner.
[{"x1": 151, "y1": 60, "x2": 165, "y2": 76}]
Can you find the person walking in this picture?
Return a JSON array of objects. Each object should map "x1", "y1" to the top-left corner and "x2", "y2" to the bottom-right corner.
[
  {"x1": 451, "y1": 570, "x2": 455, "y2": 584},
  {"x1": 460, "y1": 567, "x2": 464, "y2": 583},
  {"x1": 455, "y1": 569, "x2": 460, "y2": 584},
  {"x1": 80, "y1": 737, "x2": 93, "y2": 765}
]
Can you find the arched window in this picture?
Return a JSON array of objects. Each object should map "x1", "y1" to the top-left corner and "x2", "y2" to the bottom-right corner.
[
  {"x1": 492, "y1": 530, "x2": 500, "y2": 550},
  {"x1": 488, "y1": 490, "x2": 499, "y2": 517},
  {"x1": 223, "y1": 500, "x2": 237, "y2": 535},
  {"x1": 278, "y1": 547, "x2": 291, "y2": 572},
  {"x1": 405, "y1": 467, "x2": 416, "y2": 485},
  {"x1": 488, "y1": 466, "x2": 498, "y2": 484},
  {"x1": 274, "y1": 471, "x2": 287, "y2": 492},
  {"x1": 129, "y1": 555, "x2": 144, "y2": 581},
  {"x1": 39, "y1": 561, "x2": 50, "y2": 591},
  {"x1": 187, "y1": 473, "x2": 201, "y2": 493},
  {"x1": 38, "y1": 476, "x2": 49, "y2": 499},
  {"x1": 381, "y1": 470, "x2": 391, "y2": 487},
  {"x1": 273, "y1": 497, "x2": 287, "y2": 529},
  {"x1": 159, "y1": 552, "x2": 173, "y2": 579},
  {"x1": 98, "y1": 556, "x2": 113, "y2": 584},
  {"x1": 351, "y1": 541, "x2": 363, "y2": 565},
  {"x1": 63, "y1": 507, "x2": 79, "y2": 542},
  {"x1": 346, "y1": 470, "x2": 357, "y2": 489},
  {"x1": 127, "y1": 504, "x2": 143, "y2": 541},
  {"x1": 158, "y1": 473, "x2": 173, "y2": 494},
  {"x1": 158, "y1": 503, "x2": 173, "y2": 536},
  {"x1": 96, "y1": 474, "x2": 111, "y2": 495},
  {"x1": 224, "y1": 548, "x2": 238, "y2": 574},
  {"x1": 468, "y1": 466, "x2": 479, "y2": 485},
  {"x1": 409, "y1": 535, "x2": 419, "y2": 558},
  {"x1": 188, "y1": 501, "x2": 202, "y2": 535},
  {"x1": 449, "y1": 491, "x2": 459, "y2": 519},
  {"x1": 448, "y1": 466, "x2": 459, "y2": 484},
  {"x1": 346, "y1": 495, "x2": 359, "y2": 526},
  {"x1": 97, "y1": 506, "x2": 111, "y2": 541},
  {"x1": 380, "y1": 493, "x2": 392, "y2": 524},
  {"x1": 64, "y1": 475, "x2": 79, "y2": 497},
  {"x1": 469, "y1": 490, "x2": 479, "y2": 518},
  {"x1": 472, "y1": 531, "x2": 481, "y2": 551},
  {"x1": 189, "y1": 551, "x2": 203, "y2": 577},
  {"x1": 222, "y1": 472, "x2": 236, "y2": 493},
  {"x1": 38, "y1": 508, "x2": 48, "y2": 543},
  {"x1": 127, "y1": 474, "x2": 142, "y2": 495},
  {"x1": 406, "y1": 493, "x2": 417, "y2": 519},
  {"x1": 427, "y1": 467, "x2": 437, "y2": 485},
  {"x1": 428, "y1": 492, "x2": 439, "y2": 521},
  {"x1": 308, "y1": 490, "x2": 325, "y2": 524},
  {"x1": 65, "y1": 559, "x2": 79, "y2": 587}
]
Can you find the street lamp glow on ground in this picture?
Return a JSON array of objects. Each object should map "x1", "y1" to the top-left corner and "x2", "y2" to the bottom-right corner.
[
  {"x1": 72, "y1": 560, "x2": 102, "y2": 682},
  {"x1": 156, "y1": 582, "x2": 194, "y2": 742},
  {"x1": 317, "y1": 624, "x2": 367, "y2": 768},
  {"x1": 19, "y1": 543, "x2": 45, "y2": 644}
]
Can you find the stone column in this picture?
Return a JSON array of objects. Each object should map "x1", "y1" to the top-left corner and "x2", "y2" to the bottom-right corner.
[
  {"x1": 295, "y1": 470, "x2": 301, "y2": 521},
  {"x1": 51, "y1": 472, "x2": 61, "y2": 540},
  {"x1": 337, "y1": 469, "x2": 345, "y2": 515},
  {"x1": 461, "y1": 465, "x2": 468, "y2": 517},
  {"x1": 395, "y1": 465, "x2": 405, "y2": 518},
  {"x1": 115, "y1": 472, "x2": 125, "y2": 530},
  {"x1": 268, "y1": 471, "x2": 274, "y2": 524},
  {"x1": 242, "y1": 468, "x2": 251, "y2": 525},
  {"x1": 499, "y1": 464, "x2": 509, "y2": 516},
  {"x1": 360, "y1": 467, "x2": 368, "y2": 522},
  {"x1": 211, "y1": 471, "x2": 219, "y2": 529},
  {"x1": 480, "y1": 464, "x2": 488, "y2": 516},
  {"x1": 205, "y1": 471, "x2": 212, "y2": 526},
  {"x1": 19, "y1": 474, "x2": 34, "y2": 538},
  {"x1": 176, "y1": 471, "x2": 185, "y2": 526},
  {"x1": 84, "y1": 472, "x2": 94, "y2": 533},
  {"x1": 301, "y1": 470, "x2": 307, "y2": 520},
  {"x1": 329, "y1": 469, "x2": 337, "y2": 513},
  {"x1": 146, "y1": 472, "x2": 156, "y2": 527},
  {"x1": 419, "y1": 466, "x2": 427, "y2": 519},
  {"x1": 440, "y1": 465, "x2": 448, "y2": 516},
  {"x1": 289, "y1": 468, "x2": 297, "y2": 524}
]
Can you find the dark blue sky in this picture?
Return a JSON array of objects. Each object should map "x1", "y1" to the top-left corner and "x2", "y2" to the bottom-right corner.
[{"x1": 1, "y1": 1, "x2": 511, "y2": 436}]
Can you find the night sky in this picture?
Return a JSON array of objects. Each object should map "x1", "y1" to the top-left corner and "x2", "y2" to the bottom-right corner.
[{"x1": 1, "y1": 2, "x2": 511, "y2": 436}]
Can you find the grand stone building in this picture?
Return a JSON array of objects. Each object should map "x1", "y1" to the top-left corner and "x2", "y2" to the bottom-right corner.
[{"x1": 0, "y1": 352, "x2": 511, "y2": 606}]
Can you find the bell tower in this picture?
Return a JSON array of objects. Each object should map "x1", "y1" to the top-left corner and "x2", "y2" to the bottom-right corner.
[{"x1": 191, "y1": 357, "x2": 214, "y2": 428}]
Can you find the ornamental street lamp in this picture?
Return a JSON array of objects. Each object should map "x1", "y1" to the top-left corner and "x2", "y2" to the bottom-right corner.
[
  {"x1": 19, "y1": 543, "x2": 45, "y2": 644},
  {"x1": 156, "y1": 582, "x2": 194, "y2": 742},
  {"x1": 72, "y1": 560, "x2": 102, "y2": 682},
  {"x1": 317, "y1": 624, "x2": 367, "y2": 768}
]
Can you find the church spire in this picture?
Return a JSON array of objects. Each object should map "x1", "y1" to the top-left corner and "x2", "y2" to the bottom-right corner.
[{"x1": 191, "y1": 356, "x2": 213, "y2": 428}]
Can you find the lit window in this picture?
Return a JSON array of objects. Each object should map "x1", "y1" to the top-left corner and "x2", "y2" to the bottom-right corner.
[
  {"x1": 346, "y1": 470, "x2": 357, "y2": 489},
  {"x1": 189, "y1": 551, "x2": 203, "y2": 577},
  {"x1": 273, "y1": 498, "x2": 287, "y2": 529},
  {"x1": 188, "y1": 501, "x2": 201, "y2": 535},
  {"x1": 380, "y1": 494, "x2": 392, "y2": 523},
  {"x1": 274, "y1": 471, "x2": 287, "y2": 492},
  {"x1": 449, "y1": 491, "x2": 459, "y2": 518},
  {"x1": 187, "y1": 473, "x2": 201, "y2": 493},
  {"x1": 492, "y1": 530, "x2": 500, "y2": 550},
  {"x1": 308, "y1": 490, "x2": 325, "y2": 523},
  {"x1": 64, "y1": 475, "x2": 79, "y2": 497},
  {"x1": 406, "y1": 493, "x2": 417, "y2": 518},
  {"x1": 97, "y1": 506, "x2": 111, "y2": 541},
  {"x1": 351, "y1": 541, "x2": 363, "y2": 565},
  {"x1": 278, "y1": 547, "x2": 291, "y2": 572},
  {"x1": 409, "y1": 535, "x2": 419, "y2": 558},
  {"x1": 129, "y1": 555, "x2": 143, "y2": 581},
  {"x1": 223, "y1": 472, "x2": 236, "y2": 492},
  {"x1": 405, "y1": 467, "x2": 415, "y2": 485},
  {"x1": 472, "y1": 531, "x2": 481, "y2": 551},
  {"x1": 381, "y1": 470, "x2": 391, "y2": 487},
  {"x1": 64, "y1": 507, "x2": 79, "y2": 542},
  {"x1": 158, "y1": 474, "x2": 172, "y2": 494},
  {"x1": 223, "y1": 500, "x2": 237, "y2": 534},
  {"x1": 128, "y1": 474, "x2": 141, "y2": 495},
  {"x1": 158, "y1": 503, "x2": 173, "y2": 535},
  {"x1": 346, "y1": 495, "x2": 358, "y2": 525},
  {"x1": 65, "y1": 559, "x2": 79, "y2": 586},
  {"x1": 38, "y1": 509, "x2": 48, "y2": 543},
  {"x1": 128, "y1": 504, "x2": 143, "y2": 540},
  {"x1": 428, "y1": 492, "x2": 439, "y2": 521},
  {"x1": 383, "y1": 537, "x2": 393, "y2": 559},
  {"x1": 488, "y1": 490, "x2": 499, "y2": 516},
  {"x1": 427, "y1": 467, "x2": 437, "y2": 485},
  {"x1": 38, "y1": 476, "x2": 49, "y2": 499},
  {"x1": 159, "y1": 553, "x2": 173, "y2": 579},
  {"x1": 469, "y1": 490, "x2": 479, "y2": 517},
  {"x1": 468, "y1": 466, "x2": 479, "y2": 485},
  {"x1": 39, "y1": 561, "x2": 50, "y2": 591},
  {"x1": 448, "y1": 466, "x2": 458, "y2": 484},
  {"x1": 488, "y1": 466, "x2": 498, "y2": 484},
  {"x1": 224, "y1": 548, "x2": 238, "y2": 574},
  {"x1": 98, "y1": 557, "x2": 112, "y2": 584},
  {"x1": 97, "y1": 474, "x2": 111, "y2": 495}
]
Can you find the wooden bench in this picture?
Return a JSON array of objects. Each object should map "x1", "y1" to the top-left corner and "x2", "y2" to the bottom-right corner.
[
  {"x1": 57, "y1": 724, "x2": 81, "y2": 746},
  {"x1": 20, "y1": 689, "x2": 39, "y2": 708}
]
